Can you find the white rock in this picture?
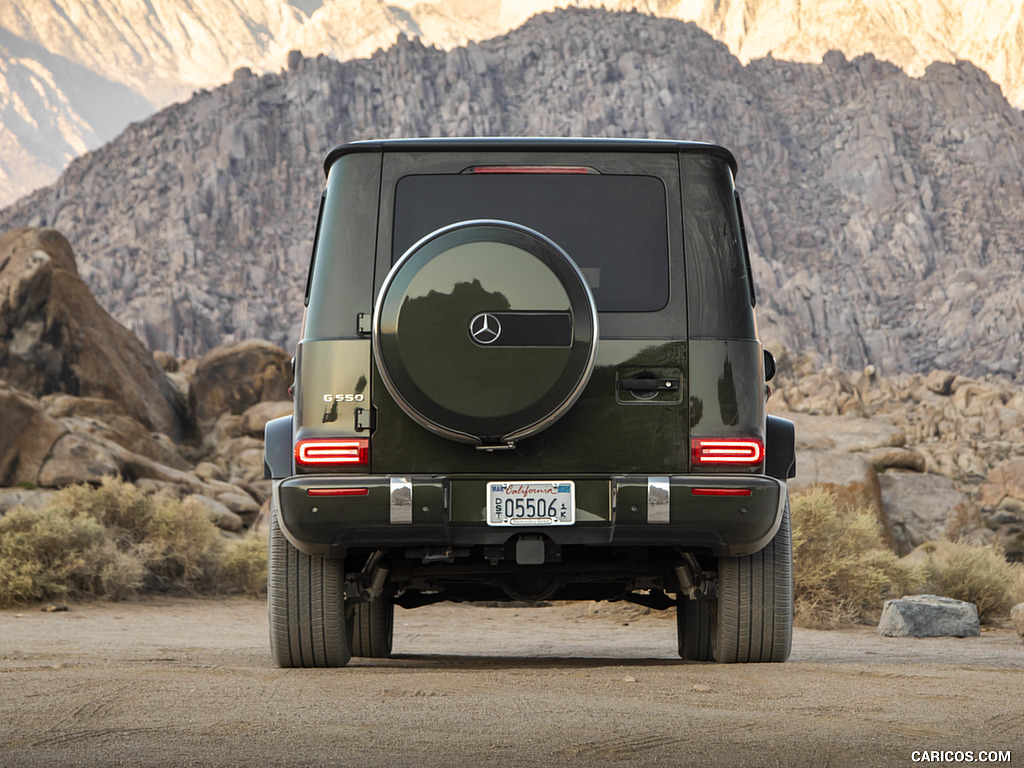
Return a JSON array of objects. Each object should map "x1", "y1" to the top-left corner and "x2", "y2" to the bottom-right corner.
[
  {"x1": 1011, "y1": 603, "x2": 1024, "y2": 642},
  {"x1": 878, "y1": 595, "x2": 980, "y2": 638}
]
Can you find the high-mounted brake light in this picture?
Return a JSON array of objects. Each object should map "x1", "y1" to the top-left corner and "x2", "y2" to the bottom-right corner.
[
  {"x1": 691, "y1": 438, "x2": 764, "y2": 466},
  {"x1": 295, "y1": 439, "x2": 369, "y2": 467},
  {"x1": 469, "y1": 166, "x2": 594, "y2": 174}
]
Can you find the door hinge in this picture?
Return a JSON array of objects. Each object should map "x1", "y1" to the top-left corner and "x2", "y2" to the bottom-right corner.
[{"x1": 355, "y1": 406, "x2": 376, "y2": 432}]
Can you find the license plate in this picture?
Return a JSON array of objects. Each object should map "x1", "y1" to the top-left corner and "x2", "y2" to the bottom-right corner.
[{"x1": 486, "y1": 481, "x2": 575, "y2": 526}]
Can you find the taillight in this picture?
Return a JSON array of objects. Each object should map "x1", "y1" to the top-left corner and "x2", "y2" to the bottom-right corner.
[
  {"x1": 691, "y1": 438, "x2": 764, "y2": 467},
  {"x1": 295, "y1": 438, "x2": 368, "y2": 468}
]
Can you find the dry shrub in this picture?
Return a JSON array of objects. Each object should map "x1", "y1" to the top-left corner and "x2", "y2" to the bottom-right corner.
[
  {"x1": 220, "y1": 536, "x2": 269, "y2": 596},
  {"x1": 144, "y1": 496, "x2": 225, "y2": 592},
  {"x1": 0, "y1": 506, "x2": 143, "y2": 605},
  {"x1": 919, "y1": 540, "x2": 1022, "y2": 622},
  {"x1": 791, "y1": 487, "x2": 917, "y2": 628},
  {"x1": 0, "y1": 477, "x2": 267, "y2": 608}
]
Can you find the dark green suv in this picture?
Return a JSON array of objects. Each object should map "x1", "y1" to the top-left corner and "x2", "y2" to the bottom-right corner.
[{"x1": 264, "y1": 138, "x2": 796, "y2": 666}]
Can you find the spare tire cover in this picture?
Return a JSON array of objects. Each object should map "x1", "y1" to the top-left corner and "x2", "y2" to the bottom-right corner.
[{"x1": 373, "y1": 220, "x2": 599, "y2": 446}]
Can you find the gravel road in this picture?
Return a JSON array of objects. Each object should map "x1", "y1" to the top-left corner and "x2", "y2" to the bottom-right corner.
[{"x1": 1, "y1": 598, "x2": 1022, "y2": 767}]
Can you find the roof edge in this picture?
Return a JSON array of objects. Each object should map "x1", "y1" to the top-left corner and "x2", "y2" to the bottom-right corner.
[{"x1": 323, "y1": 137, "x2": 738, "y2": 177}]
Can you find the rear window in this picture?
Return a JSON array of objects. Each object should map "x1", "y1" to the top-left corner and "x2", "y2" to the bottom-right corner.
[{"x1": 392, "y1": 173, "x2": 669, "y2": 312}]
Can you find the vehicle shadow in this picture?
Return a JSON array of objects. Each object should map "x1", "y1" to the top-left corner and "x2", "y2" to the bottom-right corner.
[{"x1": 353, "y1": 654, "x2": 695, "y2": 670}]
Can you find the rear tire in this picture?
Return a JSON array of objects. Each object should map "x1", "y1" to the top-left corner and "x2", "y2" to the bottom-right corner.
[
  {"x1": 351, "y1": 594, "x2": 395, "y2": 658},
  {"x1": 268, "y1": 504, "x2": 353, "y2": 668},
  {"x1": 677, "y1": 595, "x2": 713, "y2": 661},
  {"x1": 710, "y1": 494, "x2": 793, "y2": 663}
]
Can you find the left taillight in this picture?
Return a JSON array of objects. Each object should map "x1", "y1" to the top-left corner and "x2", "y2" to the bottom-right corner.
[
  {"x1": 295, "y1": 438, "x2": 369, "y2": 468},
  {"x1": 691, "y1": 438, "x2": 764, "y2": 467}
]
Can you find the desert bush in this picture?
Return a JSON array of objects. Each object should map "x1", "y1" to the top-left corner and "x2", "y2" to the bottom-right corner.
[
  {"x1": 918, "y1": 540, "x2": 1023, "y2": 622},
  {"x1": 791, "y1": 487, "x2": 918, "y2": 627},
  {"x1": 0, "y1": 477, "x2": 267, "y2": 608},
  {"x1": 220, "y1": 536, "x2": 269, "y2": 596},
  {"x1": 0, "y1": 505, "x2": 144, "y2": 605}
]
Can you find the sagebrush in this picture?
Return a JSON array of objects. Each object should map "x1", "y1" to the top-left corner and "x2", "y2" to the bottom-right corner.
[
  {"x1": 917, "y1": 540, "x2": 1024, "y2": 622},
  {"x1": 0, "y1": 477, "x2": 266, "y2": 608},
  {"x1": 791, "y1": 487, "x2": 1024, "y2": 627},
  {"x1": 790, "y1": 487, "x2": 918, "y2": 627}
]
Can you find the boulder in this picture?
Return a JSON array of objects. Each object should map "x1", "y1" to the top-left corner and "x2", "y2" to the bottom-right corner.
[
  {"x1": 925, "y1": 369, "x2": 956, "y2": 395},
  {"x1": 878, "y1": 471, "x2": 976, "y2": 554},
  {"x1": 978, "y1": 457, "x2": 1024, "y2": 508},
  {"x1": 37, "y1": 432, "x2": 124, "y2": 487},
  {"x1": 0, "y1": 228, "x2": 189, "y2": 439},
  {"x1": 788, "y1": 449, "x2": 894, "y2": 547},
  {"x1": 41, "y1": 394, "x2": 191, "y2": 470},
  {"x1": 783, "y1": 411, "x2": 906, "y2": 453},
  {"x1": 188, "y1": 339, "x2": 291, "y2": 427},
  {"x1": 252, "y1": 498, "x2": 272, "y2": 538},
  {"x1": 212, "y1": 436, "x2": 266, "y2": 482},
  {"x1": 239, "y1": 400, "x2": 292, "y2": 437},
  {"x1": 864, "y1": 447, "x2": 926, "y2": 473},
  {"x1": 0, "y1": 488, "x2": 57, "y2": 516},
  {"x1": 0, "y1": 385, "x2": 66, "y2": 486},
  {"x1": 186, "y1": 493, "x2": 244, "y2": 532},
  {"x1": 195, "y1": 461, "x2": 227, "y2": 482},
  {"x1": 1011, "y1": 603, "x2": 1024, "y2": 642},
  {"x1": 878, "y1": 595, "x2": 980, "y2": 638},
  {"x1": 216, "y1": 491, "x2": 261, "y2": 516}
]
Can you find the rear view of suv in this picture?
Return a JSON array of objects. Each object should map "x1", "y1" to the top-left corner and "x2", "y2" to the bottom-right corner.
[{"x1": 263, "y1": 138, "x2": 796, "y2": 666}]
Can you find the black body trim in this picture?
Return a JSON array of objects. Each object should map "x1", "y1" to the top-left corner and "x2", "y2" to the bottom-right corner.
[
  {"x1": 765, "y1": 415, "x2": 796, "y2": 480},
  {"x1": 264, "y1": 415, "x2": 295, "y2": 479}
]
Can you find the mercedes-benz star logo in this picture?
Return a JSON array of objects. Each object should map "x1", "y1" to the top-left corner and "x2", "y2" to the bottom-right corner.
[{"x1": 469, "y1": 312, "x2": 502, "y2": 344}]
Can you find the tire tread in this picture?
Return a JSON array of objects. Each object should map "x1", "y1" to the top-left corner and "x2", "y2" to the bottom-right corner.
[
  {"x1": 711, "y1": 496, "x2": 793, "y2": 664},
  {"x1": 268, "y1": 506, "x2": 352, "y2": 668}
]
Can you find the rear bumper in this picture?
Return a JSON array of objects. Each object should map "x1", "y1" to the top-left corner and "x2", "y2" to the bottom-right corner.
[{"x1": 275, "y1": 473, "x2": 786, "y2": 559}]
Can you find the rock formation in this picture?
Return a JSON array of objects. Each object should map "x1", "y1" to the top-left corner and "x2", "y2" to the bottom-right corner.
[
  {"x1": 187, "y1": 339, "x2": 291, "y2": 429},
  {"x1": 771, "y1": 355, "x2": 1024, "y2": 558},
  {"x1": 0, "y1": 227, "x2": 188, "y2": 438},
  {"x1": 1, "y1": 10, "x2": 1023, "y2": 382},
  {"x1": 0, "y1": 227, "x2": 289, "y2": 534}
]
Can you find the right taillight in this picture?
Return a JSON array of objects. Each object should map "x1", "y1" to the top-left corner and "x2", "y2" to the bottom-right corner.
[
  {"x1": 295, "y1": 438, "x2": 368, "y2": 468},
  {"x1": 691, "y1": 438, "x2": 764, "y2": 467}
]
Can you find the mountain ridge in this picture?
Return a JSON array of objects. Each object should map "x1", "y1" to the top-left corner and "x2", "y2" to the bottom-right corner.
[
  {"x1": 3, "y1": 0, "x2": 1024, "y2": 206},
  {"x1": 1, "y1": 9, "x2": 1022, "y2": 381}
]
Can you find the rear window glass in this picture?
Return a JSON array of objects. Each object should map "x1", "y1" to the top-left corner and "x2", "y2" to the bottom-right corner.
[{"x1": 393, "y1": 173, "x2": 669, "y2": 312}]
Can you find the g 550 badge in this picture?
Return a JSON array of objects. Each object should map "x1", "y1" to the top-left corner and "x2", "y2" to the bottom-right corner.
[
  {"x1": 323, "y1": 393, "x2": 365, "y2": 403},
  {"x1": 321, "y1": 392, "x2": 365, "y2": 424}
]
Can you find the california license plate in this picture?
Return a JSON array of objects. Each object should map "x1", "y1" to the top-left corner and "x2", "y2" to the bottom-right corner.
[{"x1": 486, "y1": 481, "x2": 575, "y2": 526}]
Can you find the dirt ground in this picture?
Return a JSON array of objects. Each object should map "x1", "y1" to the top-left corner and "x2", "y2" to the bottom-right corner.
[{"x1": 1, "y1": 598, "x2": 1021, "y2": 768}]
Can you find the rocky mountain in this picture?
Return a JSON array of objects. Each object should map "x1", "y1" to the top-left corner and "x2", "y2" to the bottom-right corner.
[
  {"x1": 1, "y1": 9, "x2": 1023, "y2": 381},
  {"x1": 3, "y1": 0, "x2": 1024, "y2": 207},
  {"x1": 0, "y1": 28, "x2": 152, "y2": 206}
]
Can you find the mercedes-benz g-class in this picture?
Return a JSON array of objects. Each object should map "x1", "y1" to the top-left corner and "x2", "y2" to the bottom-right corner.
[{"x1": 264, "y1": 138, "x2": 796, "y2": 666}]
